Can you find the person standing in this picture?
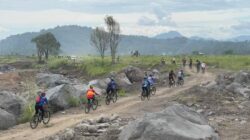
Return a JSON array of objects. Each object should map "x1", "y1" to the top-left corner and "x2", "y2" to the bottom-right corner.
[
  {"x1": 196, "y1": 60, "x2": 201, "y2": 73},
  {"x1": 189, "y1": 58, "x2": 193, "y2": 69}
]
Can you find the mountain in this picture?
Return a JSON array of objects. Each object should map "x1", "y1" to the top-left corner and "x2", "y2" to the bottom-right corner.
[
  {"x1": 231, "y1": 35, "x2": 250, "y2": 42},
  {"x1": 153, "y1": 31, "x2": 184, "y2": 39},
  {"x1": 1, "y1": 25, "x2": 250, "y2": 56}
]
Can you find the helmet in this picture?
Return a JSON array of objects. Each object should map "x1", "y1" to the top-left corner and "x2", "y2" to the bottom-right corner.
[
  {"x1": 41, "y1": 92, "x2": 46, "y2": 97},
  {"x1": 110, "y1": 77, "x2": 114, "y2": 81},
  {"x1": 89, "y1": 85, "x2": 93, "y2": 89}
]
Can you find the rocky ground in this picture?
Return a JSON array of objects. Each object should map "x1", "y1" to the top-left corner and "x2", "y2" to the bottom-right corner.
[
  {"x1": 1, "y1": 61, "x2": 250, "y2": 140},
  {"x1": 176, "y1": 71, "x2": 250, "y2": 140}
]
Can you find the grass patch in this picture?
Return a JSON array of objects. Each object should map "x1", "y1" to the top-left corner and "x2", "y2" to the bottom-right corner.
[
  {"x1": 118, "y1": 89, "x2": 126, "y2": 97},
  {"x1": 67, "y1": 97, "x2": 80, "y2": 107},
  {"x1": 18, "y1": 103, "x2": 35, "y2": 124}
]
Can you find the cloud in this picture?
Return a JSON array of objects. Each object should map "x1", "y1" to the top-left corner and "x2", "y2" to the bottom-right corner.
[{"x1": 232, "y1": 22, "x2": 250, "y2": 31}]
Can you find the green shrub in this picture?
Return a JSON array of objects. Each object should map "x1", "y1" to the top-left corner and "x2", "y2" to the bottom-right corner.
[
  {"x1": 18, "y1": 103, "x2": 35, "y2": 124},
  {"x1": 67, "y1": 97, "x2": 80, "y2": 107},
  {"x1": 118, "y1": 89, "x2": 126, "y2": 97}
]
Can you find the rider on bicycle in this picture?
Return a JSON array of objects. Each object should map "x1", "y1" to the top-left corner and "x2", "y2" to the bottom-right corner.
[
  {"x1": 86, "y1": 85, "x2": 99, "y2": 104},
  {"x1": 148, "y1": 74, "x2": 155, "y2": 88},
  {"x1": 35, "y1": 90, "x2": 48, "y2": 120},
  {"x1": 177, "y1": 69, "x2": 185, "y2": 83},
  {"x1": 142, "y1": 76, "x2": 150, "y2": 96},
  {"x1": 106, "y1": 78, "x2": 117, "y2": 95},
  {"x1": 169, "y1": 70, "x2": 176, "y2": 84}
]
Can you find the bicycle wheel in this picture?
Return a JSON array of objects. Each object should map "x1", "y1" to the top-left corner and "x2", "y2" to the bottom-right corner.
[
  {"x1": 147, "y1": 92, "x2": 151, "y2": 100},
  {"x1": 141, "y1": 91, "x2": 145, "y2": 101},
  {"x1": 112, "y1": 91, "x2": 118, "y2": 103},
  {"x1": 43, "y1": 111, "x2": 50, "y2": 124},
  {"x1": 151, "y1": 87, "x2": 156, "y2": 95},
  {"x1": 30, "y1": 115, "x2": 39, "y2": 129},
  {"x1": 92, "y1": 99, "x2": 98, "y2": 110},
  {"x1": 85, "y1": 104, "x2": 90, "y2": 114},
  {"x1": 105, "y1": 95, "x2": 111, "y2": 105}
]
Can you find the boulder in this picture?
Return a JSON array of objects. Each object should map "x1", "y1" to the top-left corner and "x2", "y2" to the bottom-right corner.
[
  {"x1": 123, "y1": 66, "x2": 144, "y2": 83},
  {"x1": 234, "y1": 71, "x2": 250, "y2": 84},
  {"x1": 119, "y1": 103, "x2": 219, "y2": 140},
  {"x1": 0, "y1": 108, "x2": 16, "y2": 130},
  {"x1": 46, "y1": 84, "x2": 81, "y2": 112},
  {"x1": 0, "y1": 91, "x2": 25, "y2": 118},
  {"x1": 36, "y1": 73, "x2": 70, "y2": 88},
  {"x1": 109, "y1": 72, "x2": 132, "y2": 91}
]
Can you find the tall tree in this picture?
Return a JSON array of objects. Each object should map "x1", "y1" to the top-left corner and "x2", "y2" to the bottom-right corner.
[
  {"x1": 105, "y1": 16, "x2": 121, "y2": 64},
  {"x1": 90, "y1": 27, "x2": 109, "y2": 65},
  {"x1": 31, "y1": 32, "x2": 60, "y2": 63}
]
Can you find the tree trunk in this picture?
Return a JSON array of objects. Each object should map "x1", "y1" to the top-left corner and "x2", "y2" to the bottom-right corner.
[
  {"x1": 101, "y1": 55, "x2": 104, "y2": 66},
  {"x1": 45, "y1": 49, "x2": 49, "y2": 60}
]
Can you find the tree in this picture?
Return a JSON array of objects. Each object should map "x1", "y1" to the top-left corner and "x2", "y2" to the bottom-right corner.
[
  {"x1": 31, "y1": 32, "x2": 60, "y2": 63},
  {"x1": 90, "y1": 27, "x2": 109, "y2": 65},
  {"x1": 105, "y1": 16, "x2": 121, "y2": 64}
]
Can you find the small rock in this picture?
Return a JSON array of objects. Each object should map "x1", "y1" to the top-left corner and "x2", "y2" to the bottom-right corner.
[
  {"x1": 197, "y1": 109, "x2": 204, "y2": 114},
  {"x1": 208, "y1": 111, "x2": 215, "y2": 116},
  {"x1": 186, "y1": 102, "x2": 194, "y2": 107},
  {"x1": 110, "y1": 114, "x2": 119, "y2": 121},
  {"x1": 240, "y1": 120, "x2": 247, "y2": 125},
  {"x1": 61, "y1": 111, "x2": 66, "y2": 114},
  {"x1": 97, "y1": 115, "x2": 110, "y2": 123}
]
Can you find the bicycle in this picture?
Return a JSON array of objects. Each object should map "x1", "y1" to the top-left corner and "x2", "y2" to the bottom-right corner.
[
  {"x1": 177, "y1": 78, "x2": 184, "y2": 86},
  {"x1": 141, "y1": 87, "x2": 150, "y2": 101},
  {"x1": 30, "y1": 106, "x2": 50, "y2": 129},
  {"x1": 85, "y1": 98, "x2": 98, "y2": 114},
  {"x1": 169, "y1": 79, "x2": 175, "y2": 88},
  {"x1": 150, "y1": 85, "x2": 156, "y2": 95},
  {"x1": 105, "y1": 89, "x2": 118, "y2": 105}
]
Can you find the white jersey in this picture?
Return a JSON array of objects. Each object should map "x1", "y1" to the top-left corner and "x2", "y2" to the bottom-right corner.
[
  {"x1": 201, "y1": 63, "x2": 206, "y2": 68},
  {"x1": 177, "y1": 71, "x2": 182, "y2": 77}
]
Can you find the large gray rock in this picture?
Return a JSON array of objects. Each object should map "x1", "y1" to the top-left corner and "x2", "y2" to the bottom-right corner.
[
  {"x1": 36, "y1": 73, "x2": 70, "y2": 88},
  {"x1": 123, "y1": 66, "x2": 144, "y2": 83},
  {"x1": 0, "y1": 108, "x2": 16, "y2": 130},
  {"x1": 47, "y1": 84, "x2": 81, "y2": 112},
  {"x1": 0, "y1": 91, "x2": 25, "y2": 118},
  {"x1": 119, "y1": 103, "x2": 219, "y2": 140},
  {"x1": 109, "y1": 72, "x2": 132, "y2": 91}
]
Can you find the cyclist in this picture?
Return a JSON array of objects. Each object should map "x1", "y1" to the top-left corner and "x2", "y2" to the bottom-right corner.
[
  {"x1": 201, "y1": 62, "x2": 206, "y2": 73},
  {"x1": 169, "y1": 70, "x2": 176, "y2": 85},
  {"x1": 86, "y1": 85, "x2": 99, "y2": 105},
  {"x1": 148, "y1": 74, "x2": 155, "y2": 87},
  {"x1": 35, "y1": 90, "x2": 48, "y2": 120},
  {"x1": 106, "y1": 78, "x2": 117, "y2": 95},
  {"x1": 177, "y1": 69, "x2": 185, "y2": 84},
  {"x1": 142, "y1": 77, "x2": 150, "y2": 96}
]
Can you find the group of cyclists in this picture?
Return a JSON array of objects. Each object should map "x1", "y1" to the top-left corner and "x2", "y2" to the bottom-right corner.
[{"x1": 33, "y1": 57, "x2": 207, "y2": 126}]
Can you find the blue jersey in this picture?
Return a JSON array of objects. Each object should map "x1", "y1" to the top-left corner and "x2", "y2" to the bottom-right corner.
[
  {"x1": 37, "y1": 96, "x2": 48, "y2": 106},
  {"x1": 142, "y1": 79, "x2": 150, "y2": 88},
  {"x1": 107, "y1": 81, "x2": 116, "y2": 90}
]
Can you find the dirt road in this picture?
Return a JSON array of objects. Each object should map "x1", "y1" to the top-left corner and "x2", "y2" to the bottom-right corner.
[{"x1": 0, "y1": 70, "x2": 215, "y2": 140}]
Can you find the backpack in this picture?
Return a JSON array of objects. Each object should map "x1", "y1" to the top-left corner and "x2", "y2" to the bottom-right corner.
[{"x1": 36, "y1": 96, "x2": 41, "y2": 103}]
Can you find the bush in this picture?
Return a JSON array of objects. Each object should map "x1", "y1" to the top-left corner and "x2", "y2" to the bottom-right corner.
[
  {"x1": 67, "y1": 97, "x2": 80, "y2": 107},
  {"x1": 118, "y1": 89, "x2": 126, "y2": 97},
  {"x1": 18, "y1": 103, "x2": 35, "y2": 124}
]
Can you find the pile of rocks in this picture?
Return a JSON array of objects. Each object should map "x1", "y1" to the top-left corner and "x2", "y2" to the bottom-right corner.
[{"x1": 45, "y1": 114, "x2": 131, "y2": 140}]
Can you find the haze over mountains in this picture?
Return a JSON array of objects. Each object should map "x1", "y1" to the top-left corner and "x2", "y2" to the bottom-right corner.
[{"x1": 0, "y1": 25, "x2": 250, "y2": 56}]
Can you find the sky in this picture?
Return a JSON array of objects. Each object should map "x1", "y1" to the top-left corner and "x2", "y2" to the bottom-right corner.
[{"x1": 0, "y1": 0, "x2": 250, "y2": 40}]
